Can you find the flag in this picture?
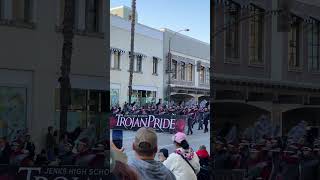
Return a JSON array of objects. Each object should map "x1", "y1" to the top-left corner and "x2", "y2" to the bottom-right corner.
[{"x1": 287, "y1": 121, "x2": 307, "y2": 143}]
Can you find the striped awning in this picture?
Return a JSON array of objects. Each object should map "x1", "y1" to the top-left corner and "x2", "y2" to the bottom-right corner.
[
  {"x1": 110, "y1": 47, "x2": 125, "y2": 54},
  {"x1": 129, "y1": 51, "x2": 147, "y2": 58}
]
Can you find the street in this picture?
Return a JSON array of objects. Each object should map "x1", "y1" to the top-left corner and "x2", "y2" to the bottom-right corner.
[{"x1": 116, "y1": 123, "x2": 210, "y2": 162}]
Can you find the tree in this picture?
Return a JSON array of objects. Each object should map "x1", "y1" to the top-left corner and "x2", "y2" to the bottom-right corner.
[
  {"x1": 59, "y1": 0, "x2": 75, "y2": 133},
  {"x1": 128, "y1": 0, "x2": 136, "y2": 105}
]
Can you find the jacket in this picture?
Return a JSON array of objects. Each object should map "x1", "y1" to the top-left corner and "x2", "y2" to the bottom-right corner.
[
  {"x1": 163, "y1": 148, "x2": 200, "y2": 180},
  {"x1": 129, "y1": 159, "x2": 176, "y2": 180}
]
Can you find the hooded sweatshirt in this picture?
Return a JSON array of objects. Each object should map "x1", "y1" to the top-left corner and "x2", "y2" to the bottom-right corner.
[
  {"x1": 163, "y1": 148, "x2": 200, "y2": 180},
  {"x1": 129, "y1": 159, "x2": 176, "y2": 180}
]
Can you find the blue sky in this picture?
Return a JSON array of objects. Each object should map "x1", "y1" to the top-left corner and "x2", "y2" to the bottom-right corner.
[{"x1": 110, "y1": 0, "x2": 210, "y2": 44}]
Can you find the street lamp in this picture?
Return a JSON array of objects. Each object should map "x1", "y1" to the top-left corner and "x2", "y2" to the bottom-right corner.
[{"x1": 167, "y1": 28, "x2": 190, "y2": 104}]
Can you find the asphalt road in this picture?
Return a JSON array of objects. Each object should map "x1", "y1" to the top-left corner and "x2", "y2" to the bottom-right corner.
[{"x1": 113, "y1": 123, "x2": 210, "y2": 162}]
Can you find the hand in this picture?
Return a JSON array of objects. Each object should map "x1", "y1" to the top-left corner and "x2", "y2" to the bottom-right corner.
[{"x1": 110, "y1": 141, "x2": 124, "y2": 153}]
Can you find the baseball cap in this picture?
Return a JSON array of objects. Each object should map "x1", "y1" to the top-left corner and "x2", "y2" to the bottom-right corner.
[
  {"x1": 172, "y1": 132, "x2": 187, "y2": 144},
  {"x1": 134, "y1": 127, "x2": 158, "y2": 152}
]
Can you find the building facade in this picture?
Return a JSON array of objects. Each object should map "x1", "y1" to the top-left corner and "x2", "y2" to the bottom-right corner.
[
  {"x1": 161, "y1": 29, "x2": 210, "y2": 104},
  {"x1": 0, "y1": 0, "x2": 108, "y2": 150},
  {"x1": 212, "y1": 0, "x2": 320, "y2": 134},
  {"x1": 110, "y1": 6, "x2": 164, "y2": 107}
]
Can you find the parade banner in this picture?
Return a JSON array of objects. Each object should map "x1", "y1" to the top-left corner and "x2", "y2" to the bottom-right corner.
[
  {"x1": 109, "y1": 114, "x2": 186, "y2": 132},
  {"x1": 0, "y1": 166, "x2": 110, "y2": 180}
]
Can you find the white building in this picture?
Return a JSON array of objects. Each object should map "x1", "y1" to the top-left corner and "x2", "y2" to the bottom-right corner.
[{"x1": 110, "y1": 6, "x2": 164, "y2": 107}]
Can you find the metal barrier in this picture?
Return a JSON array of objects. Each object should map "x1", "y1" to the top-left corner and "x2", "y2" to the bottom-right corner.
[{"x1": 213, "y1": 169, "x2": 247, "y2": 180}]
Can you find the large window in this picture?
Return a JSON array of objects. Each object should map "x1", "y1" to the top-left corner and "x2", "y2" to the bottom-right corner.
[
  {"x1": 249, "y1": 5, "x2": 264, "y2": 64},
  {"x1": 0, "y1": 87, "x2": 27, "y2": 140},
  {"x1": 136, "y1": 56, "x2": 142, "y2": 72},
  {"x1": 113, "y1": 52, "x2": 121, "y2": 70},
  {"x1": 153, "y1": 57, "x2": 158, "y2": 75},
  {"x1": 172, "y1": 60, "x2": 178, "y2": 79},
  {"x1": 12, "y1": 0, "x2": 32, "y2": 23},
  {"x1": 200, "y1": 66, "x2": 205, "y2": 84},
  {"x1": 180, "y1": 62, "x2": 186, "y2": 80},
  {"x1": 130, "y1": 90, "x2": 156, "y2": 106},
  {"x1": 225, "y1": 1, "x2": 240, "y2": 59},
  {"x1": 308, "y1": 18, "x2": 320, "y2": 71},
  {"x1": 187, "y1": 64, "x2": 193, "y2": 81},
  {"x1": 288, "y1": 15, "x2": 301, "y2": 69},
  {"x1": 55, "y1": 88, "x2": 108, "y2": 138},
  {"x1": 85, "y1": 0, "x2": 100, "y2": 32}
]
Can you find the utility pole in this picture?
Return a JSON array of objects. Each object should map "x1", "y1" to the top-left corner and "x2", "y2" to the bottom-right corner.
[
  {"x1": 59, "y1": 0, "x2": 75, "y2": 134},
  {"x1": 128, "y1": 0, "x2": 136, "y2": 105}
]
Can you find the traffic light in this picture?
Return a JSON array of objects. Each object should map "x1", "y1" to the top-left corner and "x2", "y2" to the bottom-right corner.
[{"x1": 277, "y1": 0, "x2": 292, "y2": 32}]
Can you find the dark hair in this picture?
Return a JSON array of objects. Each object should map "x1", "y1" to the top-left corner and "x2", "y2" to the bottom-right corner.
[
  {"x1": 159, "y1": 148, "x2": 169, "y2": 158},
  {"x1": 176, "y1": 140, "x2": 189, "y2": 150},
  {"x1": 111, "y1": 161, "x2": 139, "y2": 180},
  {"x1": 48, "y1": 126, "x2": 53, "y2": 132}
]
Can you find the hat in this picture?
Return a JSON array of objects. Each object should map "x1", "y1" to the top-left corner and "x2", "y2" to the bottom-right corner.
[
  {"x1": 134, "y1": 127, "x2": 157, "y2": 152},
  {"x1": 172, "y1": 132, "x2": 187, "y2": 144}
]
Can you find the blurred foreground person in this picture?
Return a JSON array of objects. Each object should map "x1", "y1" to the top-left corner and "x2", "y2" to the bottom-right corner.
[
  {"x1": 163, "y1": 132, "x2": 200, "y2": 180},
  {"x1": 129, "y1": 127, "x2": 176, "y2": 180}
]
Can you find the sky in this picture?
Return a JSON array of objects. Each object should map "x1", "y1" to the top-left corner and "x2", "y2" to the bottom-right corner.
[{"x1": 110, "y1": 0, "x2": 210, "y2": 44}]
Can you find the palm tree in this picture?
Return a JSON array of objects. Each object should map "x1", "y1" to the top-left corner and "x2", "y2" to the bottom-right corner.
[
  {"x1": 128, "y1": 0, "x2": 136, "y2": 105},
  {"x1": 59, "y1": 0, "x2": 75, "y2": 133}
]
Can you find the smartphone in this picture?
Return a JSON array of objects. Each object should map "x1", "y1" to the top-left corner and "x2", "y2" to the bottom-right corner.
[{"x1": 112, "y1": 130, "x2": 123, "y2": 149}]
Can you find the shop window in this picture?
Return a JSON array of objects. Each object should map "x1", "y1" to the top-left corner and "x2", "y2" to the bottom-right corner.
[{"x1": 0, "y1": 87, "x2": 27, "y2": 139}]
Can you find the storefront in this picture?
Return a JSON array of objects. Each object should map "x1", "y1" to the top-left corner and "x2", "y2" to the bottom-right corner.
[
  {"x1": 54, "y1": 75, "x2": 108, "y2": 140},
  {"x1": 130, "y1": 85, "x2": 158, "y2": 106}
]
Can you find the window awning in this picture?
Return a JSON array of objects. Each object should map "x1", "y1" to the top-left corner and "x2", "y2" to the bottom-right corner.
[
  {"x1": 110, "y1": 47, "x2": 125, "y2": 54},
  {"x1": 129, "y1": 51, "x2": 147, "y2": 58},
  {"x1": 153, "y1": 56, "x2": 162, "y2": 61}
]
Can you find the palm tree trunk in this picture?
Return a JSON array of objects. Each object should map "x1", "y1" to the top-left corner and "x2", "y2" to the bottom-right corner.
[
  {"x1": 59, "y1": 0, "x2": 75, "y2": 134},
  {"x1": 128, "y1": 0, "x2": 136, "y2": 105}
]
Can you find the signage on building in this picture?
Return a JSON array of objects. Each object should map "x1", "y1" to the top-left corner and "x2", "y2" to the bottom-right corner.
[
  {"x1": 110, "y1": 114, "x2": 186, "y2": 132},
  {"x1": 0, "y1": 166, "x2": 110, "y2": 180}
]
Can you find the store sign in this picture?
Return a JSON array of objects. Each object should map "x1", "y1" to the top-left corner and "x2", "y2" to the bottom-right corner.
[
  {"x1": 110, "y1": 114, "x2": 186, "y2": 132},
  {"x1": 1, "y1": 166, "x2": 110, "y2": 180}
]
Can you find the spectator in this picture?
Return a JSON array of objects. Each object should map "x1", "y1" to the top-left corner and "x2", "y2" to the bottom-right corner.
[
  {"x1": 111, "y1": 161, "x2": 139, "y2": 180},
  {"x1": 196, "y1": 145, "x2": 210, "y2": 167},
  {"x1": 35, "y1": 149, "x2": 49, "y2": 166},
  {"x1": 0, "y1": 137, "x2": 10, "y2": 165},
  {"x1": 58, "y1": 142, "x2": 75, "y2": 165},
  {"x1": 129, "y1": 127, "x2": 176, "y2": 180},
  {"x1": 163, "y1": 132, "x2": 200, "y2": 180},
  {"x1": 158, "y1": 148, "x2": 169, "y2": 162},
  {"x1": 23, "y1": 135, "x2": 35, "y2": 160},
  {"x1": 46, "y1": 126, "x2": 57, "y2": 161}
]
